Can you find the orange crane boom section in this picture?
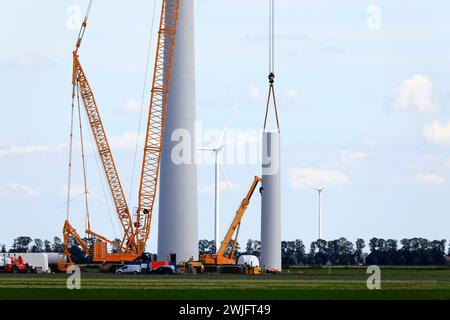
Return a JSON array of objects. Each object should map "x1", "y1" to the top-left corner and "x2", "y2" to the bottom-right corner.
[
  {"x1": 61, "y1": 0, "x2": 181, "y2": 266},
  {"x1": 200, "y1": 177, "x2": 263, "y2": 266}
]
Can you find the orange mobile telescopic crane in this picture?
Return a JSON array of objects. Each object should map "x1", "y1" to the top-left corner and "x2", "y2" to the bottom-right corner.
[
  {"x1": 60, "y1": 0, "x2": 180, "y2": 270},
  {"x1": 199, "y1": 176, "x2": 263, "y2": 269}
]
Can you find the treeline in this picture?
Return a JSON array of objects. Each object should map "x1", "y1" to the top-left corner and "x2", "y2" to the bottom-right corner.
[
  {"x1": 0, "y1": 236, "x2": 64, "y2": 254},
  {"x1": 200, "y1": 237, "x2": 450, "y2": 266},
  {"x1": 2, "y1": 236, "x2": 449, "y2": 266}
]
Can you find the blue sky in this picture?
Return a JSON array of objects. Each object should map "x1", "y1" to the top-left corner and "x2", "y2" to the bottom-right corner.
[{"x1": 0, "y1": 0, "x2": 449, "y2": 253}]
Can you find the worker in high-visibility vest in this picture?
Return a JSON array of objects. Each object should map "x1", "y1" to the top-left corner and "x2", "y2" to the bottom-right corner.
[{"x1": 200, "y1": 264, "x2": 205, "y2": 274}]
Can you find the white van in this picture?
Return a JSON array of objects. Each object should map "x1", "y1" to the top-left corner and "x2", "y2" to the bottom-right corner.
[
  {"x1": 115, "y1": 264, "x2": 141, "y2": 274},
  {"x1": 0, "y1": 257, "x2": 11, "y2": 269}
]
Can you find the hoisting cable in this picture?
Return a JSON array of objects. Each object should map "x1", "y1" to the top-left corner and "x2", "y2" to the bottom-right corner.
[
  {"x1": 128, "y1": 0, "x2": 158, "y2": 209},
  {"x1": 263, "y1": 0, "x2": 280, "y2": 132},
  {"x1": 66, "y1": 0, "x2": 93, "y2": 221},
  {"x1": 65, "y1": 85, "x2": 77, "y2": 221},
  {"x1": 75, "y1": 80, "x2": 91, "y2": 233},
  {"x1": 84, "y1": 113, "x2": 119, "y2": 239}
]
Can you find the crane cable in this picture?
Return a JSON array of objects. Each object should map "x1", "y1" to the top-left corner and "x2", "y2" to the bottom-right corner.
[
  {"x1": 269, "y1": 0, "x2": 275, "y2": 75},
  {"x1": 84, "y1": 111, "x2": 118, "y2": 239},
  {"x1": 128, "y1": 0, "x2": 158, "y2": 209},
  {"x1": 65, "y1": 85, "x2": 76, "y2": 221},
  {"x1": 75, "y1": 81, "x2": 91, "y2": 232},
  {"x1": 65, "y1": 0, "x2": 94, "y2": 221},
  {"x1": 263, "y1": 0, "x2": 280, "y2": 132},
  {"x1": 65, "y1": 0, "x2": 96, "y2": 232}
]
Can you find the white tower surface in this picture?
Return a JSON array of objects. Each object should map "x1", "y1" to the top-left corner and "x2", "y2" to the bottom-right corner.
[
  {"x1": 158, "y1": 0, "x2": 198, "y2": 262},
  {"x1": 314, "y1": 187, "x2": 324, "y2": 240},
  {"x1": 260, "y1": 131, "x2": 282, "y2": 271}
]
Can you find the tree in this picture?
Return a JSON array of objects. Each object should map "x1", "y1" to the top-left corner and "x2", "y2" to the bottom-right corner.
[
  {"x1": 308, "y1": 241, "x2": 316, "y2": 265},
  {"x1": 0, "y1": 244, "x2": 6, "y2": 253},
  {"x1": 245, "y1": 239, "x2": 260, "y2": 257},
  {"x1": 448, "y1": 240, "x2": 450, "y2": 256},
  {"x1": 245, "y1": 240, "x2": 253, "y2": 254},
  {"x1": 282, "y1": 241, "x2": 297, "y2": 265},
  {"x1": 336, "y1": 237, "x2": 354, "y2": 265},
  {"x1": 326, "y1": 238, "x2": 354, "y2": 265},
  {"x1": 44, "y1": 240, "x2": 52, "y2": 252},
  {"x1": 308, "y1": 239, "x2": 327, "y2": 265},
  {"x1": 355, "y1": 239, "x2": 365, "y2": 264},
  {"x1": 225, "y1": 240, "x2": 239, "y2": 256},
  {"x1": 67, "y1": 237, "x2": 90, "y2": 264},
  {"x1": 31, "y1": 238, "x2": 44, "y2": 253},
  {"x1": 11, "y1": 236, "x2": 33, "y2": 252},
  {"x1": 385, "y1": 239, "x2": 398, "y2": 265},
  {"x1": 369, "y1": 238, "x2": 378, "y2": 253},
  {"x1": 429, "y1": 240, "x2": 446, "y2": 265},
  {"x1": 52, "y1": 237, "x2": 64, "y2": 253},
  {"x1": 198, "y1": 240, "x2": 216, "y2": 255},
  {"x1": 294, "y1": 239, "x2": 306, "y2": 264}
]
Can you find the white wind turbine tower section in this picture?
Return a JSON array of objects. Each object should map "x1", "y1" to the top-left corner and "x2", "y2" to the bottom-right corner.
[
  {"x1": 158, "y1": 0, "x2": 197, "y2": 263},
  {"x1": 199, "y1": 102, "x2": 236, "y2": 251},
  {"x1": 313, "y1": 187, "x2": 324, "y2": 240}
]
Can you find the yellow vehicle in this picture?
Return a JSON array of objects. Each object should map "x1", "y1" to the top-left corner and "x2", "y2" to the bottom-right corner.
[{"x1": 185, "y1": 176, "x2": 263, "y2": 274}]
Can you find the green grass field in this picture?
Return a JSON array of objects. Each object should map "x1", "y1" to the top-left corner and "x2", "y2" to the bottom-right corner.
[{"x1": 0, "y1": 267, "x2": 448, "y2": 300}]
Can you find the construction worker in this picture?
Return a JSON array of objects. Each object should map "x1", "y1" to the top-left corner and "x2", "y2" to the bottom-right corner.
[{"x1": 200, "y1": 263, "x2": 205, "y2": 274}]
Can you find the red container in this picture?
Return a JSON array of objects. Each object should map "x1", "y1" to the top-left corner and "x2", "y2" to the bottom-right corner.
[{"x1": 151, "y1": 260, "x2": 169, "y2": 270}]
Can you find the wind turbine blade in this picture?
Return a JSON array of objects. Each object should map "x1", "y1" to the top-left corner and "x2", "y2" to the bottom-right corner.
[
  {"x1": 88, "y1": 191, "x2": 106, "y2": 203},
  {"x1": 219, "y1": 162, "x2": 233, "y2": 192},
  {"x1": 215, "y1": 100, "x2": 238, "y2": 149},
  {"x1": 55, "y1": 192, "x2": 85, "y2": 209}
]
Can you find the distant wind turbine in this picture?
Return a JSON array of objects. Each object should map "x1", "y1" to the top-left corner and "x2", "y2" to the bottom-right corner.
[
  {"x1": 199, "y1": 101, "x2": 237, "y2": 250},
  {"x1": 313, "y1": 186, "x2": 325, "y2": 240}
]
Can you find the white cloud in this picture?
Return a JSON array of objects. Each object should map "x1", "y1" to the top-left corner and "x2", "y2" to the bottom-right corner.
[
  {"x1": 109, "y1": 132, "x2": 142, "y2": 152},
  {"x1": 0, "y1": 183, "x2": 39, "y2": 198},
  {"x1": 412, "y1": 173, "x2": 446, "y2": 186},
  {"x1": 246, "y1": 85, "x2": 262, "y2": 102},
  {"x1": 117, "y1": 100, "x2": 141, "y2": 114},
  {"x1": 287, "y1": 168, "x2": 350, "y2": 189},
  {"x1": 0, "y1": 145, "x2": 49, "y2": 159},
  {"x1": 391, "y1": 75, "x2": 438, "y2": 113},
  {"x1": 339, "y1": 150, "x2": 368, "y2": 163},
  {"x1": 282, "y1": 89, "x2": 305, "y2": 108},
  {"x1": 422, "y1": 120, "x2": 450, "y2": 147},
  {"x1": 4, "y1": 55, "x2": 58, "y2": 70}
]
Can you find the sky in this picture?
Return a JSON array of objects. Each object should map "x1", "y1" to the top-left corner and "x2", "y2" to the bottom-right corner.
[{"x1": 0, "y1": 0, "x2": 449, "y2": 254}]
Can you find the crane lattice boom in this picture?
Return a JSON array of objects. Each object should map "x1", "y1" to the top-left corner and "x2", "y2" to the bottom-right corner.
[
  {"x1": 61, "y1": 0, "x2": 181, "y2": 268},
  {"x1": 73, "y1": 54, "x2": 135, "y2": 252},
  {"x1": 135, "y1": 0, "x2": 180, "y2": 254}
]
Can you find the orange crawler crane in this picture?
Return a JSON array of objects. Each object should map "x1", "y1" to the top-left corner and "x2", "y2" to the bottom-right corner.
[
  {"x1": 185, "y1": 176, "x2": 263, "y2": 274},
  {"x1": 60, "y1": 0, "x2": 180, "y2": 271}
]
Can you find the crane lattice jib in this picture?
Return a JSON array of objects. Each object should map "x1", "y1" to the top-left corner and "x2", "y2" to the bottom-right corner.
[
  {"x1": 136, "y1": 0, "x2": 180, "y2": 254},
  {"x1": 73, "y1": 55, "x2": 136, "y2": 251}
]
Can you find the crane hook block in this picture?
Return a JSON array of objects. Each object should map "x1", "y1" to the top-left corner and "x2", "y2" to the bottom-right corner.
[{"x1": 268, "y1": 72, "x2": 275, "y2": 85}]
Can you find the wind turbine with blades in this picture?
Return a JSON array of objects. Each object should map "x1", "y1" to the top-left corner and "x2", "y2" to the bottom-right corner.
[{"x1": 199, "y1": 102, "x2": 237, "y2": 251}]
